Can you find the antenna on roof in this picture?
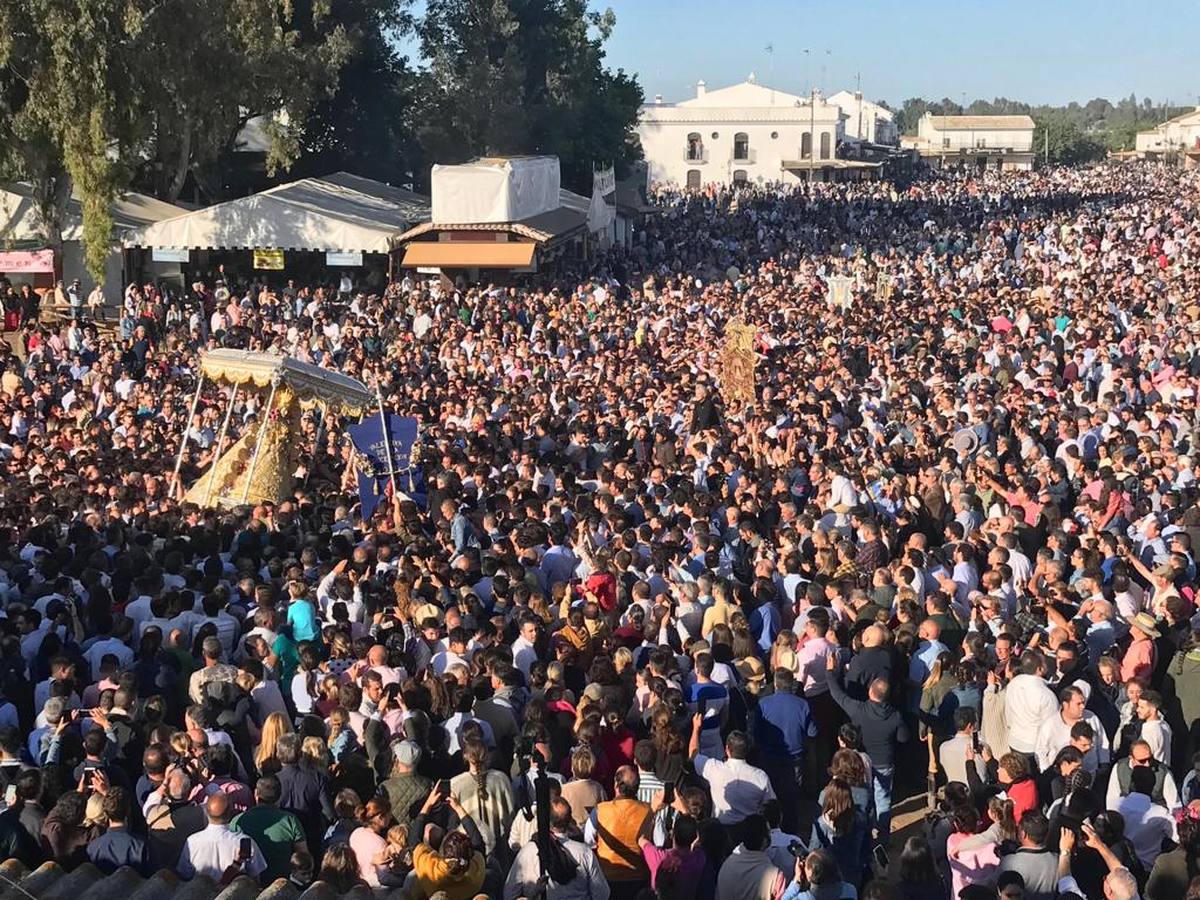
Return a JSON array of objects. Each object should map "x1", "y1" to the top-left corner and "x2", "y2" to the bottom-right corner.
[{"x1": 765, "y1": 44, "x2": 774, "y2": 105}]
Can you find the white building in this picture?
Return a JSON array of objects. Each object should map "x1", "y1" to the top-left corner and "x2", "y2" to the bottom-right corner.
[
  {"x1": 828, "y1": 90, "x2": 898, "y2": 145},
  {"x1": 1135, "y1": 107, "x2": 1200, "y2": 158},
  {"x1": 903, "y1": 114, "x2": 1036, "y2": 171},
  {"x1": 636, "y1": 76, "x2": 855, "y2": 188}
]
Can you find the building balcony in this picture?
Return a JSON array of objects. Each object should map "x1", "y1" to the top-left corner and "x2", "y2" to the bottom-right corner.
[
  {"x1": 732, "y1": 148, "x2": 756, "y2": 164},
  {"x1": 684, "y1": 148, "x2": 709, "y2": 163}
]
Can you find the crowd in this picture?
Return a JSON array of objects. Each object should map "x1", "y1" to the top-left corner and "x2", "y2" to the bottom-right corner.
[{"x1": 1, "y1": 161, "x2": 1200, "y2": 900}]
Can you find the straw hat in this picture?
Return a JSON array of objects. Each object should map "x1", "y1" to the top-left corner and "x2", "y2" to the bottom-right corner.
[{"x1": 1126, "y1": 612, "x2": 1161, "y2": 639}]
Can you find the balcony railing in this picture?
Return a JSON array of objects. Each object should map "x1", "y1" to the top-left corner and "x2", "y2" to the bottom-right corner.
[
  {"x1": 732, "y1": 147, "x2": 756, "y2": 164},
  {"x1": 684, "y1": 147, "x2": 708, "y2": 163}
]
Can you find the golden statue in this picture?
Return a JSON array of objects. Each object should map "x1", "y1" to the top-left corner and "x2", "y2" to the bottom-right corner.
[
  {"x1": 175, "y1": 350, "x2": 374, "y2": 508},
  {"x1": 718, "y1": 318, "x2": 757, "y2": 415}
]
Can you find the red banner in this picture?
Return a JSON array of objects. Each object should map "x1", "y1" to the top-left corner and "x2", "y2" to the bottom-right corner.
[{"x1": 0, "y1": 249, "x2": 55, "y2": 273}]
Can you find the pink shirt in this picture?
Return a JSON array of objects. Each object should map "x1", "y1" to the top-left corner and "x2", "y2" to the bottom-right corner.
[
  {"x1": 1120, "y1": 636, "x2": 1156, "y2": 682},
  {"x1": 796, "y1": 636, "x2": 833, "y2": 697}
]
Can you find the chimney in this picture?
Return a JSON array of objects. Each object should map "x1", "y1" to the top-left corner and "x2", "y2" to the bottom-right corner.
[
  {"x1": 654, "y1": 93, "x2": 663, "y2": 104},
  {"x1": 696, "y1": 79, "x2": 706, "y2": 99}
]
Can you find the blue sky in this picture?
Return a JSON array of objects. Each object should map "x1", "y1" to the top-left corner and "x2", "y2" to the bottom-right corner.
[{"x1": 595, "y1": 1, "x2": 1197, "y2": 107}]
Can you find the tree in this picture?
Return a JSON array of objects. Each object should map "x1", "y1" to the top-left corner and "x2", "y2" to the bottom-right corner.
[
  {"x1": 0, "y1": 0, "x2": 355, "y2": 281},
  {"x1": 1032, "y1": 116, "x2": 1105, "y2": 165},
  {"x1": 416, "y1": 0, "x2": 642, "y2": 192}
]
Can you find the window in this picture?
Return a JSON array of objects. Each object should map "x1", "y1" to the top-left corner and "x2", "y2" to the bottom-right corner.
[
  {"x1": 975, "y1": 137, "x2": 987, "y2": 148},
  {"x1": 801, "y1": 132, "x2": 812, "y2": 159},
  {"x1": 820, "y1": 132, "x2": 831, "y2": 160},
  {"x1": 686, "y1": 169, "x2": 701, "y2": 190},
  {"x1": 711, "y1": 132, "x2": 720, "y2": 140},
  {"x1": 686, "y1": 132, "x2": 703, "y2": 161},
  {"x1": 771, "y1": 131, "x2": 779, "y2": 140},
  {"x1": 943, "y1": 137, "x2": 951, "y2": 149},
  {"x1": 733, "y1": 132, "x2": 750, "y2": 161},
  {"x1": 733, "y1": 169, "x2": 748, "y2": 185}
]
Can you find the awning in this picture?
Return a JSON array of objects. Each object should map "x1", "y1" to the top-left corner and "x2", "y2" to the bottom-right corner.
[{"x1": 400, "y1": 242, "x2": 536, "y2": 268}]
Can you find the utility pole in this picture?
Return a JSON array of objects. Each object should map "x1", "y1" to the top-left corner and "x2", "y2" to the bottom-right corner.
[
  {"x1": 1044, "y1": 126, "x2": 1049, "y2": 167},
  {"x1": 856, "y1": 70, "x2": 864, "y2": 143}
]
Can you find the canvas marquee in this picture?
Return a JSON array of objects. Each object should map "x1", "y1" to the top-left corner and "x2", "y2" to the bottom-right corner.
[{"x1": 124, "y1": 172, "x2": 430, "y2": 255}]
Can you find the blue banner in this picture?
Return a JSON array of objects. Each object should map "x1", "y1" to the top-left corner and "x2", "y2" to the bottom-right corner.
[{"x1": 347, "y1": 414, "x2": 425, "y2": 518}]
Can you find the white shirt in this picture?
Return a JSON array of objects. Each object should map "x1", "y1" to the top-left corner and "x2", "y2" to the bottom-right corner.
[
  {"x1": 1004, "y1": 674, "x2": 1059, "y2": 753},
  {"x1": 177, "y1": 822, "x2": 268, "y2": 880},
  {"x1": 1113, "y1": 792, "x2": 1176, "y2": 869},
  {"x1": 512, "y1": 636, "x2": 538, "y2": 678},
  {"x1": 694, "y1": 754, "x2": 775, "y2": 825},
  {"x1": 1034, "y1": 711, "x2": 1110, "y2": 772},
  {"x1": 1141, "y1": 718, "x2": 1173, "y2": 765},
  {"x1": 84, "y1": 636, "x2": 134, "y2": 680}
]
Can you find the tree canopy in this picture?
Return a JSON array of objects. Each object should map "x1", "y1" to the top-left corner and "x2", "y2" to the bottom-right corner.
[{"x1": 1, "y1": 0, "x2": 643, "y2": 282}]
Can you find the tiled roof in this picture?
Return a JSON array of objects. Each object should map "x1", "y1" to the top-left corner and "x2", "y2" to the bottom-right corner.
[{"x1": 0, "y1": 860, "x2": 404, "y2": 900}]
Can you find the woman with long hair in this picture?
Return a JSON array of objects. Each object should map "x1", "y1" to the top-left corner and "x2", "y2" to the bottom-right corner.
[
  {"x1": 448, "y1": 737, "x2": 514, "y2": 855},
  {"x1": 896, "y1": 835, "x2": 947, "y2": 900},
  {"x1": 348, "y1": 796, "x2": 403, "y2": 887},
  {"x1": 824, "y1": 749, "x2": 873, "y2": 822},
  {"x1": 319, "y1": 841, "x2": 368, "y2": 894},
  {"x1": 808, "y1": 778, "x2": 868, "y2": 888},
  {"x1": 255, "y1": 711, "x2": 293, "y2": 777},
  {"x1": 409, "y1": 788, "x2": 486, "y2": 900},
  {"x1": 945, "y1": 804, "x2": 999, "y2": 899},
  {"x1": 291, "y1": 642, "x2": 325, "y2": 718}
]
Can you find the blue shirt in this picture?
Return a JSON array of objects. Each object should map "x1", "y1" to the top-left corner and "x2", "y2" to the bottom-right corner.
[
  {"x1": 755, "y1": 690, "x2": 818, "y2": 762},
  {"x1": 87, "y1": 826, "x2": 155, "y2": 876}
]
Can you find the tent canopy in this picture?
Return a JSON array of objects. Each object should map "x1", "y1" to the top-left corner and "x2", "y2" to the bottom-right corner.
[
  {"x1": 124, "y1": 172, "x2": 431, "y2": 254},
  {"x1": 0, "y1": 182, "x2": 187, "y2": 246},
  {"x1": 199, "y1": 349, "x2": 374, "y2": 414}
]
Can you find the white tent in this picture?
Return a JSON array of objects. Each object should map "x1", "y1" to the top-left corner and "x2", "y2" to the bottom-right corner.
[
  {"x1": 124, "y1": 172, "x2": 430, "y2": 254},
  {"x1": 430, "y1": 157, "x2": 561, "y2": 225},
  {"x1": 0, "y1": 182, "x2": 187, "y2": 299}
]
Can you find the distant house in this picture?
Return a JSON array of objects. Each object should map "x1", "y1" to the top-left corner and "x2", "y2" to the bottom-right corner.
[
  {"x1": 828, "y1": 90, "x2": 898, "y2": 146},
  {"x1": 637, "y1": 75, "x2": 880, "y2": 188},
  {"x1": 903, "y1": 114, "x2": 1036, "y2": 171},
  {"x1": 1135, "y1": 107, "x2": 1200, "y2": 162}
]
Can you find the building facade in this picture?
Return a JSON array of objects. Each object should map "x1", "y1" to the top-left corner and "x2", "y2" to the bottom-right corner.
[
  {"x1": 904, "y1": 114, "x2": 1036, "y2": 171},
  {"x1": 636, "y1": 76, "x2": 845, "y2": 188},
  {"x1": 828, "y1": 90, "x2": 898, "y2": 145},
  {"x1": 1136, "y1": 107, "x2": 1200, "y2": 158}
]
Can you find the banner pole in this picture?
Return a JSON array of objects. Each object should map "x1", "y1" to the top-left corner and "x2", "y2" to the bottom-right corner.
[
  {"x1": 376, "y1": 380, "x2": 397, "y2": 496},
  {"x1": 171, "y1": 373, "x2": 205, "y2": 495}
]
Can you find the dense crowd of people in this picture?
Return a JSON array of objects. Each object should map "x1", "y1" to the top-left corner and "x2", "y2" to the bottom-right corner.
[{"x1": 2, "y1": 161, "x2": 1200, "y2": 900}]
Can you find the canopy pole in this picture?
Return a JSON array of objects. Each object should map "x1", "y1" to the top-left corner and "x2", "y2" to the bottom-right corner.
[
  {"x1": 305, "y1": 400, "x2": 327, "y2": 487},
  {"x1": 376, "y1": 380, "x2": 397, "y2": 497},
  {"x1": 171, "y1": 373, "x2": 205, "y2": 496},
  {"x1": 203, "y1": 384, "x2": 239, "y2": 506},
  {"x1": 242, "y1": 376, "x2": 281, "y2": 503}
]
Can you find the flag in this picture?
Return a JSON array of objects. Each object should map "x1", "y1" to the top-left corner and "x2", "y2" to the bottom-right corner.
[{"x1": 347, "y1": 414, "x2": 424, "y2": 518}]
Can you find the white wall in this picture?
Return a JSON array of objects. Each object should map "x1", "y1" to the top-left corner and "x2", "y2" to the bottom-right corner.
[
  {"x1": 918, "y1": 121, "x2": 1034, "y2": 152},
  {"x1": 1136, "y1": 115, "x2": 1200, "y2": 152},
  {"x1": 638, "y1": 119, "x2": 839, "y2": 187}
]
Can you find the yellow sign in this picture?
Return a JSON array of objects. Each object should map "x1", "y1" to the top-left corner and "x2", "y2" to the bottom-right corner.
[{"x1": 253, "y1": 249, "x2": 285, "y2": 270}]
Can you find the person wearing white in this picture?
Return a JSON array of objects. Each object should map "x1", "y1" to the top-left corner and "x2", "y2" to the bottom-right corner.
[
  {"x1": 1112, "y1": 770, "x2": 1176, "y2": 870},
  {"x1": 1137, "y1": 692, "x2": 1173, "y2": 765},
  {"x1": 177, "y1": 793, "x2": 267, "y2": 881},
  {"x1": 690, "y1": 716, "x2": 774, "y2": 826},
  {"x1": 504, "y1": 798, "x2": 610, "y2": 900},
  {"x1": 1034, "y1": 686, "x2": 1110, "y2": 773},
  {"x1": 511, "y1": 619, "x2": 539, "y2": 679},
  {"x1": 1004, "y1": 656, "x2": 1060, "y2": 755}
]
